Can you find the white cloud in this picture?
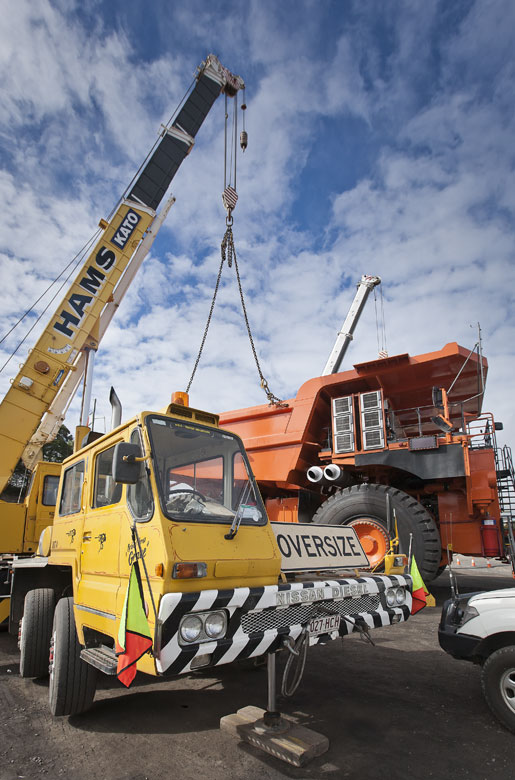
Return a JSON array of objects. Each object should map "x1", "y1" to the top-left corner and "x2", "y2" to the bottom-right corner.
[{"x1": 1, "y1": 0, "x2": 514, "y2": 459}]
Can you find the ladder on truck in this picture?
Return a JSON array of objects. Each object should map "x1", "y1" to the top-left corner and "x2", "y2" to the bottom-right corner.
[{"x1": 495, "y1": 444, "x2": 515, "y2": 570}]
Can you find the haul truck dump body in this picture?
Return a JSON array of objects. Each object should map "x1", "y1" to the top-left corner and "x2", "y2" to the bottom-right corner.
[
  {"x1": 10, "y1": 399, "x2": 412, "y2": 716},
  {"x1": 219, "y1": 342, "x2": 513, "y2": 583}
]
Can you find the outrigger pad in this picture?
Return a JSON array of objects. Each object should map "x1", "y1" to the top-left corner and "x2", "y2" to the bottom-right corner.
[{"x1": 220, "y1": 705, "x2": 329, "y2": 767}]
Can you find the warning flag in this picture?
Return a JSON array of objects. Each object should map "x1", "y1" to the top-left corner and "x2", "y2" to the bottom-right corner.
[
  {"x1": 410, "y1": 556, "x2": 429, "y2": 615},
  {"x1": 116, "y1": 560, "x2": 153, "y2": 687}
]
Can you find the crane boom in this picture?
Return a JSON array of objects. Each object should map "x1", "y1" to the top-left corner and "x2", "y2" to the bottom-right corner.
[
  {"x1": 20, "y1": 193, "x2": 177, "y2": 471},
  {"x1": 0, "y1": 55, "x2": 244, "y2": 492},
  {"x1": 322, "y1": 274, "x2": 381, "y2": 375}
]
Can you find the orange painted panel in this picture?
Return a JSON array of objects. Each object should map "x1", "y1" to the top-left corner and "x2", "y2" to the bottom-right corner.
[{"x1": 265, "y1": 497, "x2": 299, "y2": 524}]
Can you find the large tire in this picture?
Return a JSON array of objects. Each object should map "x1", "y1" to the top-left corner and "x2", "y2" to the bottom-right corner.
[
  {"x1": 19, "y1": 588, "x2": 55, "y2": 678},
  {"x1": 481, "y1": 646, "x2": 515, "y2": 733},
  {"x1": 312, "y1": 483, "x2": 441, "y2": 583},
  {"x1": 49, "y1": 597, "x2": 97, "y2": 716}
]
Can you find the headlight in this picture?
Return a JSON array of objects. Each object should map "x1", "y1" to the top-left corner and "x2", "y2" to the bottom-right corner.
[
  {"x1": 204, "y1": 611, "x2": 226, "y2": 639},
  {"x1": 178, "y1": 610, "x2": 228, "y2": 645},
  {"x1": 386, "y1": 587, "x2": 405, "y2": 607},
  {"x1": 460, "y1": 604, "x2": 479, "y2": 626},
  {"x1": 180, "y1": 615, "x2": 203, "y2": 643},
  {"x1": 386, "y1": 588, "x2": 396, "y2": 607}
]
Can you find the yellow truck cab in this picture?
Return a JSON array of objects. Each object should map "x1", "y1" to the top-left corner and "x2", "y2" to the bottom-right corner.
[
  {"x1": 10, "y1": 398, "x2": 413, "y2": 717},
  {"x1": 1, "y1": 461, "x2": 60, "y2": 557},
  {"x1": 0, "y1": 461, "x2": 61, "y2": 624}
]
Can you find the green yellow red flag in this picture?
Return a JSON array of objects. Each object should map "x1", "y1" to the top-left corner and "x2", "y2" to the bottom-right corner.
[
  {"x1": 410, "y1": 556, "x2": 429, "y2": 614},
  {"x1": 116, "y1": 559, "x2": 153, "y2": 687}
]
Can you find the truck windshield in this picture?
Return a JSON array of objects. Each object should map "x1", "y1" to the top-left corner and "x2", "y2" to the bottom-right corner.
[{"x1": 146, "y1": 416, "x2": 266, "y2": 526}]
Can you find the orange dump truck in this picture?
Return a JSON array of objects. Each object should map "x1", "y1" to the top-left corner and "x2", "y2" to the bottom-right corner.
[{"x1": 220, "y1": 342, "x2": 515, "y2": 583}]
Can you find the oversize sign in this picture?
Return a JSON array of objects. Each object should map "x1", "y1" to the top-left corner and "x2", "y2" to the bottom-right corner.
[{"x1": 271, "y1": 522, "x2": 369, "y2": 572}]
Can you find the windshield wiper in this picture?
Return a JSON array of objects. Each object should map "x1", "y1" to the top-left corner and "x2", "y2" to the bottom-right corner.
[{"x1": 224, "y1": 482, "x2": 252, "y2": 540}]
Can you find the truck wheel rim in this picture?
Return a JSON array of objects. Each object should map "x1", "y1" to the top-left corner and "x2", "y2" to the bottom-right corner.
[
  {"x1": 18, "y1": 618, "x2": 24, "y2": 652},
  {"x1": 347, "y1": 518, "x2": 390, "y2": 567},
  {"x1": 49, "y1": 631, "x2": 56, "y2": 679},
  {"x1": 500, "y1": 667, "x2": 515, "y2": 714}
]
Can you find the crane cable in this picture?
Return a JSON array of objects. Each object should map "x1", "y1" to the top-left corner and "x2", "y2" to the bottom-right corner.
[
  {"x1": 374, "y1": 284, "x2": 388, "y2": 358},
  {"x1": 0, "y1": 70, "x2": 200, "y2": 369},
  {"x1": 186, "y1": 93, "x2": 284, "y2": 406},
  {"x1": 0, "y1": 229, "x2": 101, "y2": 375}
]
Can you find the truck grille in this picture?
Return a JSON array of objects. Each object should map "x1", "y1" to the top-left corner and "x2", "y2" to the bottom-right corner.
[{"x1": 240, "y1": 594, "x2": 381, "y2": 634}]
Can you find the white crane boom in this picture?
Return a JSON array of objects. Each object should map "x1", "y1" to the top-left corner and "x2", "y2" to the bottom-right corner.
[{"x1": 322, "y1": 274, "x2": 381, "y2": 375}]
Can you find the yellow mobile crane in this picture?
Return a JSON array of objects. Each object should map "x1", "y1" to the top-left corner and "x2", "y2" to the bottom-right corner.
[
  {"x1": 5, "y1": 60, "x2": 413, "y2": 743},
  {"x1": 0, "y1": 55, "x2": 245, "y2": 622}
]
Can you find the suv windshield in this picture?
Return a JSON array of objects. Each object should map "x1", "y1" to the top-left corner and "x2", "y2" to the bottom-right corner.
[{"x1": 146, "y1": 416, "x2": 265, "y2": 526}]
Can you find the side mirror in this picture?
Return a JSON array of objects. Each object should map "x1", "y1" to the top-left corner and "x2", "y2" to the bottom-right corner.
[
  {"x1": 494, "y1": 422, "x2": 504, "y2": 431},
  {"x1": 431, "y1": 415, "x2": 453, "y2": 433},
  {"x1": 113, "y1": 442, "x2": 142, "y2": 484},
  {"x1": 432, "y1": 387, "x2": 444, "y2": 410}
]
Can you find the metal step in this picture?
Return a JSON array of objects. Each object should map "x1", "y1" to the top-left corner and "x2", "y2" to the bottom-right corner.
[
  {"x1": 494, "y1": 444, "x2": 515, "y2": 568},
  {"x1": 81, "y1": 645, "x2": 118, "y2": 675},
  {"x1": 495, "y1": 445, "x2": 515, "y2": 514}
]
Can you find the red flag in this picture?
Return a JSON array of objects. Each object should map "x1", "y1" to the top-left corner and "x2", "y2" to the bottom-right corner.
[
  {"x1": 116, "y1": 560, "x2": 153, "y2": 687},
  {"x1": 410, "y1": 556, "x2": 428, "y2": 615}
]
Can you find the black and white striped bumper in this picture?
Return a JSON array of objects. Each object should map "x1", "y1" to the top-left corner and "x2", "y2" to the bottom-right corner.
[{"x1": 156, "y1": 574, "x2": 412, "y2": 675}]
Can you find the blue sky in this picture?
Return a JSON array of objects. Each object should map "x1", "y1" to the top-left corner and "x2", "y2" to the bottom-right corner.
[{"x1": 1, "y1": 0, "x2": 514, "y2": 445}]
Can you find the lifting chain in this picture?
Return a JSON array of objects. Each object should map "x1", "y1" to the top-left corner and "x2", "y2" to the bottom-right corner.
[
  {"x1": 185, "y1": 248, "x2": 225, "y2": 396},
  {"x1": 186, "y1": 217, "x2": 285, "y2": 407},
  {"x1": 187, "y1": 91, "x2": 284, "y2": 405}
]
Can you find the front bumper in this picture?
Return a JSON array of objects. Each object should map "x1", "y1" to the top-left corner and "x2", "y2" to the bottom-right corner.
[
  {"x1": 438, "y1": 595, "x2": 481, "y2": 661},
  {"x1": 155, "y1": 573, "x2": 412, "y2": 676}
]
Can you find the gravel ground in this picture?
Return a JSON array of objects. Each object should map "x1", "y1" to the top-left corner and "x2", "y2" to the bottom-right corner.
[{"x1": 1, "y1": 561, "x2": 514, "y2": 780}]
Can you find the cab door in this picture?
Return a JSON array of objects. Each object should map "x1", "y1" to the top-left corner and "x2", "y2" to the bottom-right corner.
[
  {"x1": 24, "y1": 463, "x2": 61, "y2": 552},
  {"x1": 76, "y1": 443, "x2": 123, "y2": 620}
]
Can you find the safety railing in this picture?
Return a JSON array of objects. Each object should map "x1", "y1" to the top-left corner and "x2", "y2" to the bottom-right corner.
[{"x1": 466, "y1": 413, "x2": 498, "y2": 450}]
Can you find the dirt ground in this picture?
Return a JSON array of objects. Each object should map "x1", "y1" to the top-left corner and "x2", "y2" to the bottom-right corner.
[{"x1": 1, "y1": 561, "x2": 514, "y2": 780}]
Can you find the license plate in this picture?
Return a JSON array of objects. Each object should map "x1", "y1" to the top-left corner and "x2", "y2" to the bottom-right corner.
[{"x1": 308, "y1": 614, "x2": 341, "y2": 636}]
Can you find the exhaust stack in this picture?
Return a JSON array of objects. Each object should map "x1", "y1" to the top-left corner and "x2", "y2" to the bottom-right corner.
[
  {"x1": 307, "y1": 466, "x2": 324, "y2": 483},
  {"x1": 324, "y1": 464, "x2": 353, "y2": 488},
  {"x1": 110, "y1": 387, "x2": 122, "y2": 430}
]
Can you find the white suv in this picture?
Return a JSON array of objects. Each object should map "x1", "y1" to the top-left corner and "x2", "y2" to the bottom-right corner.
[{"x1": 439, "y1": 587, "x2": 515, "y2": 733}]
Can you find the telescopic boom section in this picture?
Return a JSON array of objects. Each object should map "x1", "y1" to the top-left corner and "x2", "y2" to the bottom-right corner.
[
  {"x1": 322, "y1": 275, "x2": 381, "y2": 375},
  {"x1": 128, "y1": 55, "x2": 244, "y2": 210},
  {"x1": 0, "y1": 55, "x2": 244, "y2": 492}
]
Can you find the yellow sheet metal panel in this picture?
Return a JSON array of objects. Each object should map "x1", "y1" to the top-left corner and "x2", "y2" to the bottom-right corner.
[
  {"x1": 0, "y1": 597, "x2": 10, "y2": 624},
  {"x1": 168, "y1": 522, "x2": 281, "y2": 589},
  {"x1": 0, "y1": 501, "x2": 26, "y2": 553}
]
